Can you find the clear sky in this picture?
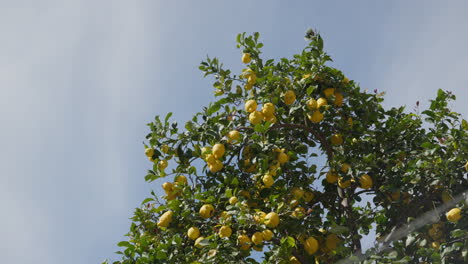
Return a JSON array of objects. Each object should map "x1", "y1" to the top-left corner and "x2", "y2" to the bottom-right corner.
[{"x1": 0, "y1": 1, "x2": 467, "y2": 263}]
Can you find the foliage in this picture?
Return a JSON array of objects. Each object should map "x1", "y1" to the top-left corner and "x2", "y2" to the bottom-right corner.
[{"x1": 104, "y1": 30, "x2": 468, "y2": 264}]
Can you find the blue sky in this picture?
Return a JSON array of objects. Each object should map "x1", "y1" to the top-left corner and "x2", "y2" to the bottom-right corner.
[{"x1": 0, "y1": 1, "x2": 467, "y2": 263}]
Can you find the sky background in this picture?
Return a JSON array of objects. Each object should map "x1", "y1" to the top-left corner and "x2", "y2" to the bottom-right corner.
[{"x1": 1, "y1": 1, "x2": 467, "y2": 263}]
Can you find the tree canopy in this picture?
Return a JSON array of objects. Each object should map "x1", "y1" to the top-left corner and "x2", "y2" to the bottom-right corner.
[{"x1": 104, "y1": 30, "x2": 467, "y2": 264}]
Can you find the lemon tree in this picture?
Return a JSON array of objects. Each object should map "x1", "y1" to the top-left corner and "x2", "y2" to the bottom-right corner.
[{"x1": 104, "y1": 30, "x2": 468, "y2": 263}]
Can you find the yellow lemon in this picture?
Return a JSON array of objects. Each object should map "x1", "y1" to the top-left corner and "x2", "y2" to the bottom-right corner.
[
  {"x1": 212, "y1": 143, "x2": 225, "y2": 159},
  {"x1": 199, "y1": 204, "x2": 215, "y2": 219},
  {"x1": 254, "y1": 211, "x2": 266, "y2": 224},
  {"x1": 325, "y1": 234, "x2": 340, "y2": 250},
  {"x1": 262, "y1": 174, "x2": 274, "y2": 188},
  {"x1": 238, "y1": 234, "x2": 251, "y2": 250},
  {"x1": 331, "y1": 134, "x2": 343, "y2": 145},
  {"x1": 304, "y1": 237, "x2": 319, "y2": 255},
  {"x1": 334, "y1": 92, "x2": 344, "y2": 107},
  {"x1": 244, "y1": 82, "x2": 253, "y2": 90},
  {"x1": 265, "y1": 212, "x2": 280, "y2": 228},
  {"x1": 208, "y1": 159, "x2": 223, "y2": 173},
  {"x1": 242, "y1": 53, "x2": 251, "y2": 63},
  {"x1": 446, "y1": 208, "x2": 462, "y2": 222},
  {"x1": 227, "y1": 130, "x2": 240, "y2": 143},
  {"x1": 264, "y1": 114, "x2": 277, "y2": 124},
  {"x1": 158, "y1": 160, "x2": 168, "y2": 170},
  {"x1": 157, "y1": 210, "x2": 173, "y2": 228},
  {"x1": 242, "y1": 68, "x2": 255, "y2": 79},
  {"x1": 291, "y1": 188, "x2": 304, "y2": 199},
  {"x1": 145, "y1": 148, "x2": 154, "y2": 157},
  {"x1": 162, "y1": 182, "x2": 174, "y2": 193},
  {"x1": 262, "y1": 229, "x2": 273, "y2": 241},
  {"x1": 205, "y1": 153, "x2": 216, "y2": 164},
  {"x1": 175, "y1": 175, "x2": 188, "y2": 185},
  {"x1": 338, "y1": 177, "x2": 352, "y2": 189},
  {"x1": 326, "y1": 171, "x2": 338, "y2": 184},
  {"x1": 307, "y1": 98, "x2": 318, "y2": 110},
  {"x1": 317, "y1": 97, "x2": 328, "y2": 108},
  {"x1": 219, "y1": 226, "x2": 232, "y2": 238},
  {"x1": 323, "y1": 88, "x2": 335, "y2": 98},
  {"x1": 284, "y1": 90, "x2": 296, "y2": 105},
  {"x1": 308, "y1": 111, "x2": 323, "y2": 123},
  {"x1": 252, "y1": 245, "x2": 263, "y2": 252},
  {"x1": 359, "y1": 174, "x2": 373, "y2": 189},
  {"x1": 249, "y1": 111, "x2": 264, "y2": 125},
  {"x1": 431, "y1": 241, "x2": 440, "y2": 250},
  {"x1": 277, "y1": 152, "x2": 289, "y2": 164},
  {"x1": 341, "y1": 163, "x2": 351, "y2": 173},
  {"x1": 161, "y1": 145, "x2": 169, "y2": 154},
  {"x1": 292, "y1": 207, "x2": 306, "y2": 218},
  {"x1": 187, "y1": 227, "x2": 200, "y2": 240},
  {"x1": 303, "y1": 191, "x2": 314, "y2": 202},
  {"x1": 252, "y1": 232, "x2": 264, "y2": 245},
  {"x1": 262, "y1": 102, "x2": 275, "y2": 117},
  {"x1": 245, "y1": 100, "x2": 258, "y2": 113},
  {"x1": 194, "y1": 237, "x2": 206, "y2": 248},
  {"x1": 343, "y1": 77, "x2": 349, "y2": 84},
  {"x1": 229, "y1": 196, "x2": 238, "y2": 205}
]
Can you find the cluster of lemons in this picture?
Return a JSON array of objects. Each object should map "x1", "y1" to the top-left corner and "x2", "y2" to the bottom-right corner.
[
  {"x1": 325, "y1": 163, "x2": 373, "y2": 190},
  {"x1": 244, "y1": 99, "x2": 277, "y2": 125}
]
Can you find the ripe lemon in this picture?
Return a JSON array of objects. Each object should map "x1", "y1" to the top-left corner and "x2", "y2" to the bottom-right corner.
[
  {"x1": 242, "y1": 68, "x2": 255, "y2": 79},
  {"x1": 264, "y1": 114, "x2": 277, "y2": 124},
  {"x1": 323, "y1": 88, "x2": 335, "y2": 98},
  {"x1": 227, "y1": 130, "x2": 240, "y2": 143},
  {"x1": 317, "y1": 97, "x2": 328, "y2": 108},
  {"x1": 162, "y1": 182, "x2": 174, "y2": 193},
  {"x1": 247, "y1": 74, "x2": 257, "y2": 85},
  {"x1": 284, "y1": 90, "x2": 296, "y2": 105},
  {"x1": 326, "y1": 171, "x2": 338, "y2": 184},
  {"x1": 325, "y1": 234, "x2": 340, "y2": 250},
  {"x1": 341, "y1": 163, "x2": 351, "y2": 173},
  {"x1": 277, "y1": 152, "x2": 289, "y2": 164},
  {"x1": 291, "y1": 188, "x2": 304, "y2": 199},
  {"x1": 331, "y1": 134, "x2": 343, "y2": 145},
  {"x1": 242, "y1": 53, "x2": 251, "y2": 63},
  {"x1": 303, "y1": 191, "x2": 314, "y2": 202},
  {"x1": 161, "y1": 144, "x2": 169, "y2": 154},
  {"x1": 219, "y1": 226, "x2": 232, "y2": 238},
  {"x1": 343, "y1": 77, "x2": 349, "y2": 84},
  {"x1": 187, "y1": 227, "x2": 200, "y2": 240},
  {"x1": 264, "y1": 212, "x2": 280, "y2": 228},
  {"x1": 245, "y1": 100, "x2": 258, "y2": 113},
  {"x1": 359, "y1": 174, "x2": 373, "y2": 189},
  {"x1": 262, "y1": 103, "x2": 275, "y2": 117},
  {"x1": 229, "y1": 196, "x2": 238, "y2": 205},
  {"x1": 446, "y1": 208, "x2": 462, "y2": 222},
  {"x1": 262, "y1": 229, "x2": 273, "y2": 241},
  {"x1": 251, "y1": 232, "x2": 264, "y2": 245},
  {"x1": 254, "y1": 211, "x2": 266, "y2": 223},
  {"x1": 308, "y1": 111, "x2": 323, "y2": 123},
  {"x1": 199, "y1": 204, "x2": 215, "y2": 219},
  {"x1": 244, "y1": 82, "x2": 253, "y2": 90},
  {"x1": 262, "y1": 174, "x2": 274, "y2": 188},
  {"x1": 205, "y1": 153, "x2": 216, "y2": 164},
  {"x1": 174, "y1": 175, "x2": 188, "y2": 185},
  {"x1": 307, "y1": 98, "x2": 318, "y2": 110},
  {"x1": 334, "y1": 92, "x2": 344, "y2": 107},
  {"x1": 158, "y1": 160, "x2": 168, "y2": 170},
  {"x1": 338, "y1": 177, "x2": 352, "y2": 188},
  {"x1": 212, "y1": 143, "x2": 225, "y2": 159},
  {"x1": 292, "y1": 207, "x2": 306, "y2": 218},
  {"x1": 145, "y1": 148, "x2": 154, "y2": 157},
  {"x1": 304, "y1": 237, "x2": 319, "y2": 255},
  {"x1": 249, "y1": 111, "x2": 264, "y2": 125},
  {"x1": 157, "y1": 210, "x2": 173, "y2": 228},
  {"x1": 194, "y1": 237, "x2": 206, "y2": 248},
  {"x1": 238, "y1": 234, "x2": 251, "y2": 250},
  {"x1": 208, "y1": 159, "x2": 223, "y2": 173}
]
